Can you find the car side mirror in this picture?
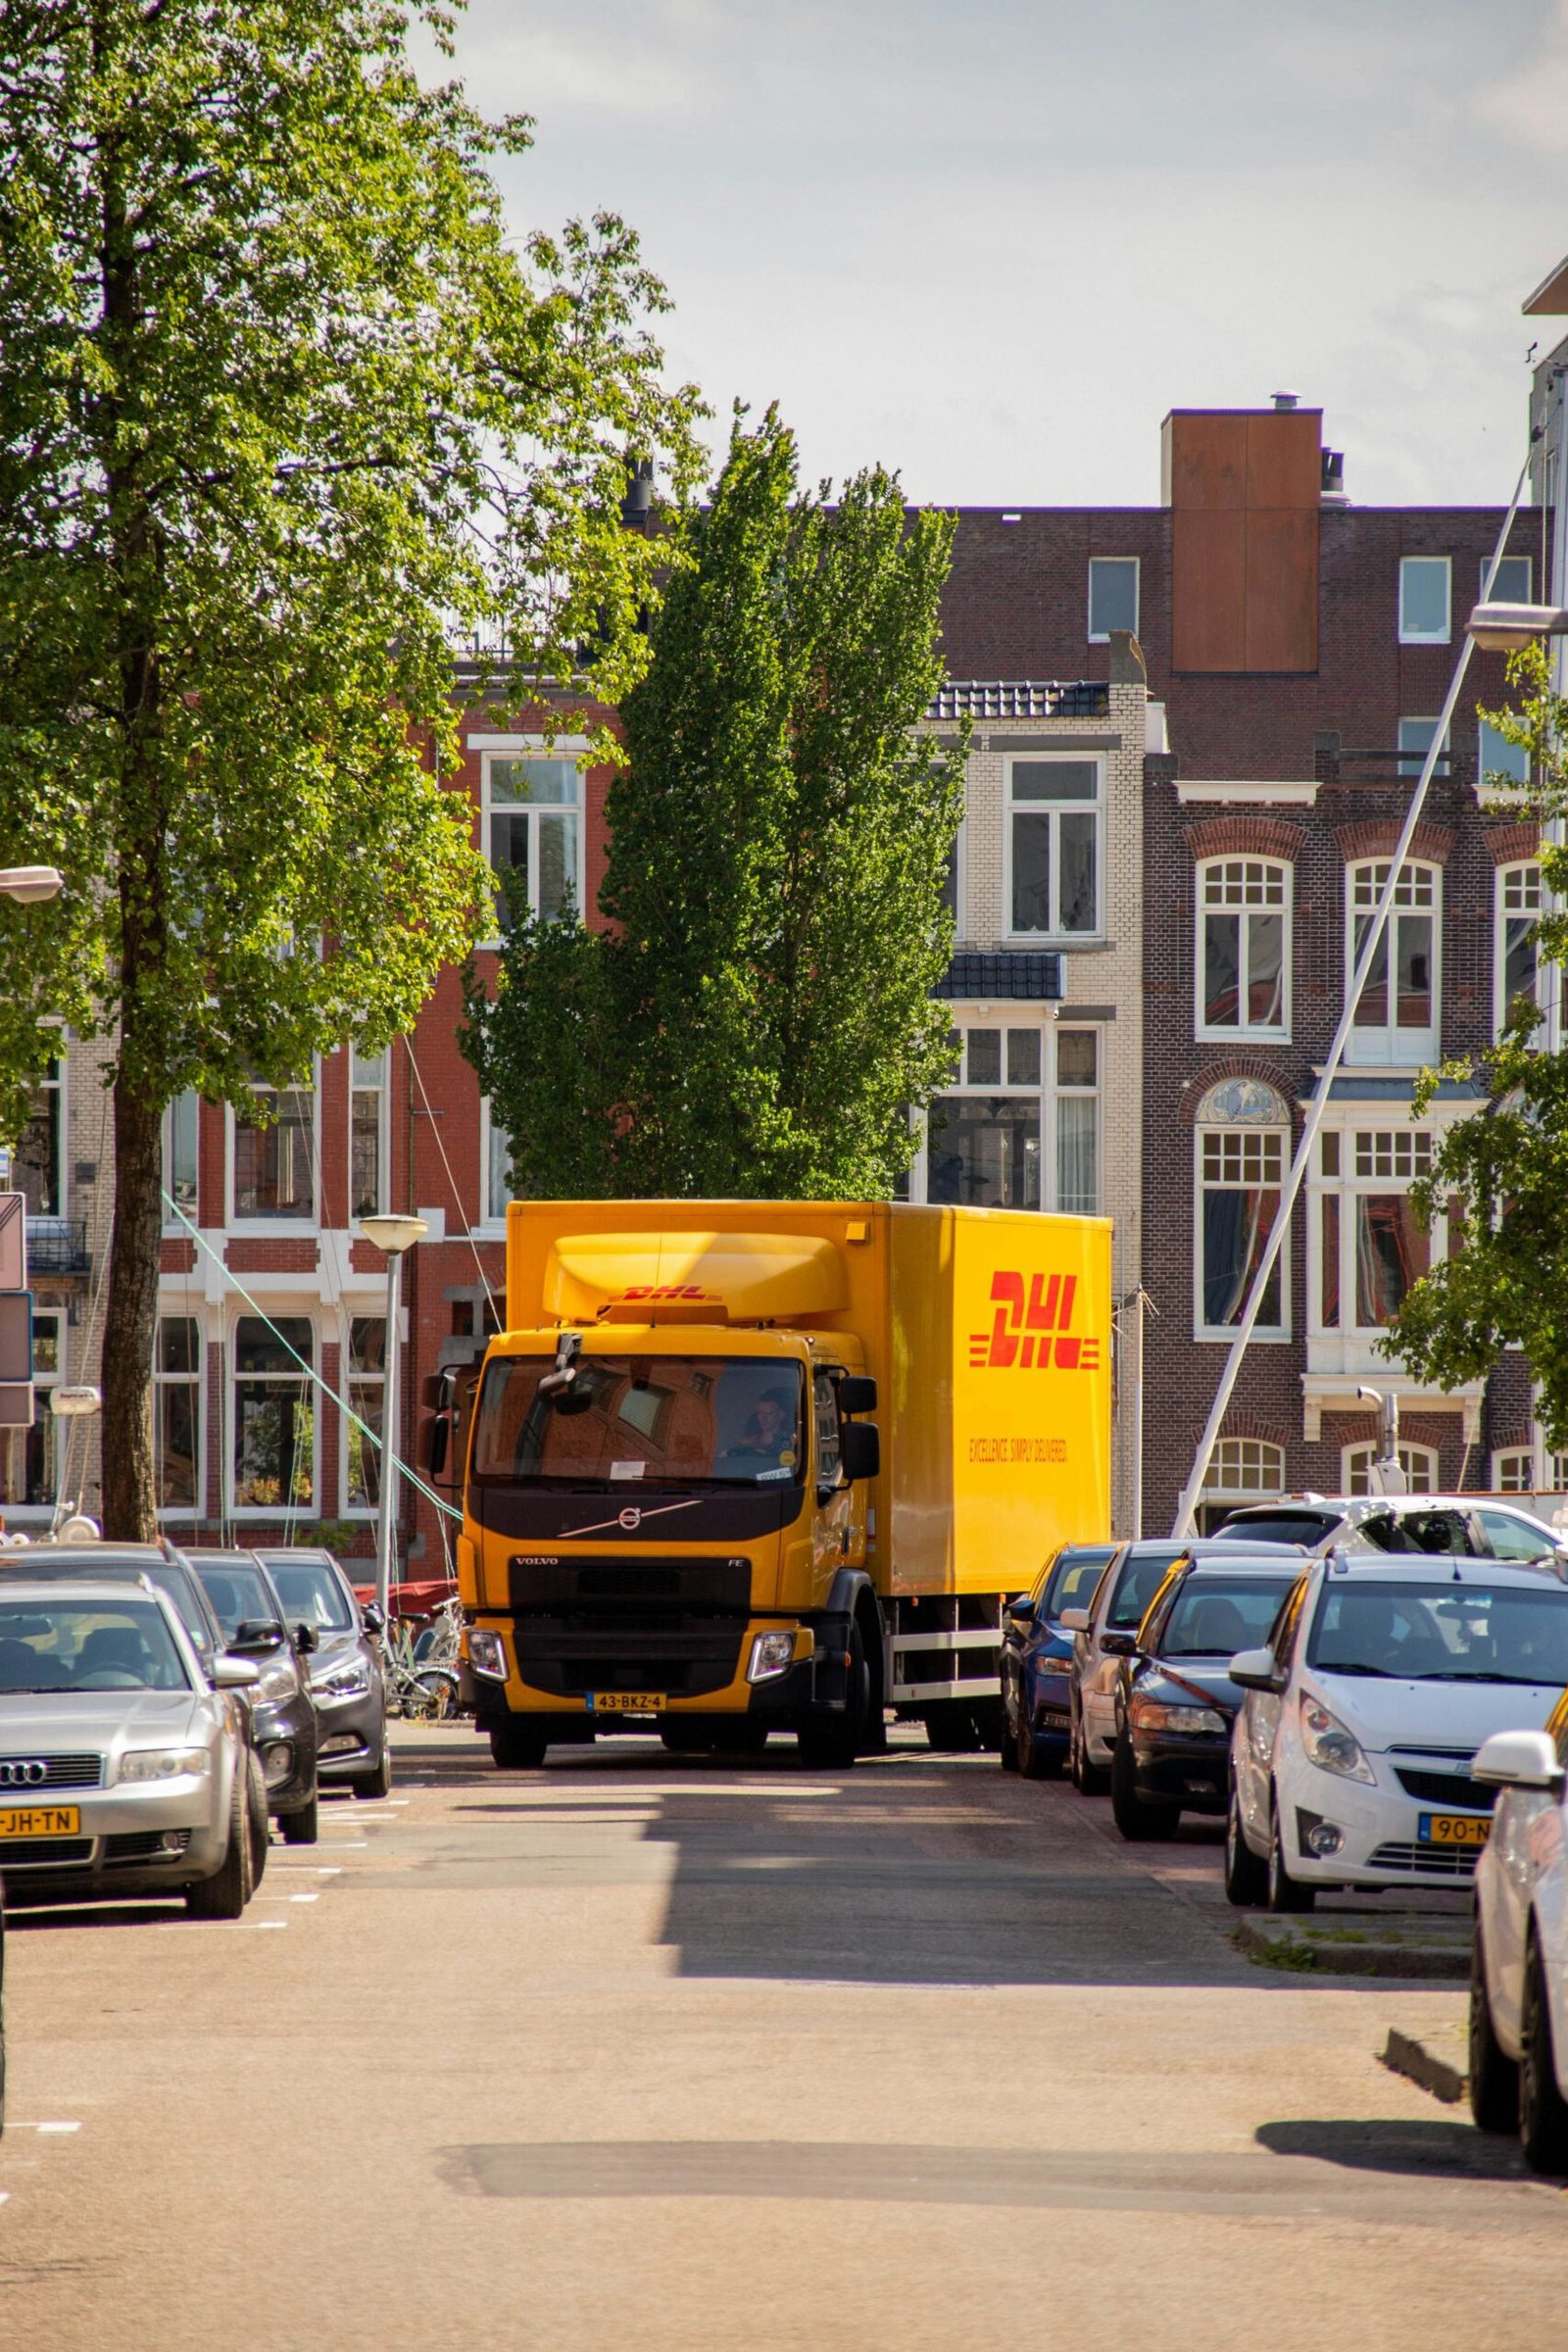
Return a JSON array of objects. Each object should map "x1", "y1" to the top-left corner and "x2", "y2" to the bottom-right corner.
[
  {"x1": 1101, "y1": 1631, "x2": 1137, "y2": 1658},
  {"x1": 1472, "y1": 1729, "x2": 1565, "y2": 1791},
  {"x1": 1004, "y1": 1601, "x2": 1035, "y2": 1629},
  {"x1": 836, "y1": 1375, "x2": 877, "y2": 1418},
  {"x1": 294, "y1": 1621, "x2": 319, "y2": 1655},
  {"x1": 840, "y1": 1420, "x2": 880, "y2": 1483},
  {"x1": 1229, "y1": 1646, "x2": 1285, "y2": 1693},
  {"x1": 1058, "y1": 1607, "x2": 1091, "y2": 1634},
  {"x1": 214, "y1": 1654, "x2": 262, "y2": 1690},
  {"x1": 234, "y1": 1617, "x2": 283, "y2": 1647},
  {"x1": 361, "y1": 1601, "x2": 385, "y2": 1636}
]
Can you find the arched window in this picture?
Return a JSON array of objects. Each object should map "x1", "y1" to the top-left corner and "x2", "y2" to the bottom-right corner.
[
  {"x1": 1196, "y1": 859, "x2": 1291, "y2": 1040},
  {"x1": 1202, "y1": 1439, "x2": 1286, "y2": 1497},
  {"x1": 1194, "y1": 1080, "x2": 1290, "y2": 1339},
  {"x1": 1342, "y1": 1441, "x2": 1440, "y2": 1496},
  {"x1": 1494, "y1": 1445, "x2": 1568, "y2": 1494},
  {"x1": 1494, "y1": 862, "x2": 1543, "y2": 1041},
  {"x1": 1346, "y1": 859, "x2": 1440, "y2": 1067}
]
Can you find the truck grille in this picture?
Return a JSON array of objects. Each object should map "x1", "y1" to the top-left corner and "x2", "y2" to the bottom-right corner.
[
  {"x1": 0, "y1": 1753, "x2": 103, "y2": 1789},
  {"x1": 507, "y1": 1555, "x2": 752, "y2": 1698}
]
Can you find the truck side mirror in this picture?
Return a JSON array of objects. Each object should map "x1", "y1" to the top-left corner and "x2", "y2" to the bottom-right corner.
[
  {"x1": 837, "y1": 1375, "x2": 877, "y2": 1418},
  {"x1": 420, "y1": 1368, "x2": 456, "y2": 1478},
  {"x1": 841, "y1": 1420, "x2": 880, "y2": 1483}
]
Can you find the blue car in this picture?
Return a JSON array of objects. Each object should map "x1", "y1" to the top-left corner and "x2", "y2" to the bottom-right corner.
[{"x1": 1001, "y1": 1543, "x2": 1120, "y2": 1779}]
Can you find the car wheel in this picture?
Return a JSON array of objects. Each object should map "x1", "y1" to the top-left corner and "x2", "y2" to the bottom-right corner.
[
  {"x1": 1000, "y1": 1687, "x2": 1021, "y2": 1773},
  {"x1": 1468, "y1": 1915, "x2": 1519, "y2": 2132},
  {"x1": 1111, "y1": 1730, "x2": 1179, "y2": 1841},
  {"x1": 349, "y1": 1740, "x2": 392, "y2": 1799},
  {"x1": 185, "y1": 1766, "x2": 255, "y2": 1920},
  {"x1": 799, "y1": 1621, "x2": 869, "y2": 1769},
  {"x1": 490, "y1": 1720, "x2": 549, "y2": 1770},
  {"x1": 1519, "y1": 1934, "x2": 1568, "y2": 2174},
  {"x1": 246, "y1": 1751, "x2": 270, "y2": 1888},
  {"x1": 1223, "y1": 1773, "x2": 1268, "y2": 1907},
  {"x1": 1070, "y1": 1697, "x2": 1108, "y2": 1796},
  {"x1": 1266, "y1": 1793, "x2": 1316, "y2": 1915},
  {"x1": 1017, "y1": 1702, "x2": 1061, "y2": 1781},
  {"x1": 279, "y1": 1791, "x2": 319, "y2": 1846}
]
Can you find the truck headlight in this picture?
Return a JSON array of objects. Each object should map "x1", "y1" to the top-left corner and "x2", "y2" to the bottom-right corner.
[
  {"x1": 1299, "y1": 1693, "x2": 1375, "y2": 1783},
  {"x1": 468, "y1": 1628, "x2": 508, "y2": 1682},
  {"x1": 747, "y1": 1630, "x2": 797, "y2": 1684},
  {"x1": 310, "y1": 1662, "x2": 370, "y2": 1703},
  {"x1": 116, "y1": 1746, "x2": 211, "y2": 1784}
]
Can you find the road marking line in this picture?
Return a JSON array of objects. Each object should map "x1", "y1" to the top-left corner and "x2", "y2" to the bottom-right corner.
[
  {"x1": 258, "y1": 1891, "x2": 319, "y2": 1903},
  {"x1": 272, "y1": 1865, "x2": 342, "y2": 1875},
  {"x1": 157, "y1": 1918, "x2": 288, "y2": 1932},
  {"x1": 320, "y1": 1838, "x2": 368, "y2": 1848},
  {"x1": 10, "y1": 2122, "x2": 81, "y2": 2133}
]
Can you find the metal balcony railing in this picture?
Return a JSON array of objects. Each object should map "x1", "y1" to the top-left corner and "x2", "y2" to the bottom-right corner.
[{"x1": 25, "y1": 1217, "x2": 91, "y2": 1275}]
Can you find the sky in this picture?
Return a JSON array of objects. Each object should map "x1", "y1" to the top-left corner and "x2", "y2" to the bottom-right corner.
[{"x1": 432, "y1": 0, "x2": 1568, "y2": 510}]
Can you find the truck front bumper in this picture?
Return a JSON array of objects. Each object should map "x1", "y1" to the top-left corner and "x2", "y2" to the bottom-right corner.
[{"x1": 467, "y1": 1615, "x2": 849, "y2": 1726}]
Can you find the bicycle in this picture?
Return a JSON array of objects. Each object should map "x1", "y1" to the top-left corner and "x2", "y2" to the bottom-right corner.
[{"x1": 379, "y1": 1594, "x2": 465, "y2": 1720}]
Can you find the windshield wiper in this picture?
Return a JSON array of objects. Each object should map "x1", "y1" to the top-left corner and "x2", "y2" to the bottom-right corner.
[
  {"x1": 1313, "y1": 1662, "x2": 1397, "y2": 1677},
  {"x1": 1421, "y1": 1671, "x2": 1559, "y2": 1685}
]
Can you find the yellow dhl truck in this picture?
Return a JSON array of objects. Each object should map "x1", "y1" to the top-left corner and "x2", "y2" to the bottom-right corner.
[{"x1": 454, "y1": 1199, "x2": 1111, "y2": 1767}]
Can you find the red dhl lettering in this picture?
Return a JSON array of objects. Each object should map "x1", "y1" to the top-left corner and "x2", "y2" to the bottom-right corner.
[
  {"x1": 620, "y1": 1284, "x2": 712, "y2": 1301},
  {"x1": 967, "y1": 1270, "x2": 1102, "y2": 1371}
]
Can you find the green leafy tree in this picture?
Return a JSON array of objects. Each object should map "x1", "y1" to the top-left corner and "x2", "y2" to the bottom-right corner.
[
  {"x1": 0, "y1": 0, "x2": 703, "y2": 1536},
  {"x1": 1386, "y1": 642, "x2": 1568, "y2": 1440},
  {"x1": 464, "y1": 408, "x2": 965, "y2": 1200}
]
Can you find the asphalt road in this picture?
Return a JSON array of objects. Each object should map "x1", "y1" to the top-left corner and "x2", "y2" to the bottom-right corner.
[{"x1": 0, "y1": 1722, "x2": 1562, "y2": 2351}]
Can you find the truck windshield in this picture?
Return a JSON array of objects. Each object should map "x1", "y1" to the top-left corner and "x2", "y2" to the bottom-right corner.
[{"x1": 471, "y1": 1356, "x2": 807, "y2": 1488}]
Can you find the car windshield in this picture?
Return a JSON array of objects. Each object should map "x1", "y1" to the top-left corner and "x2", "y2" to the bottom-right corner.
[
  {"x1": 1159, "y1": 1577, "x2": 1298, "y2": 1658},
  {"x1": 0, "y1": 1598, "x2": 191, "y2": 1691},
  {"x1": 1306, "y1": 1579, "x2": 1568, "y2": 1684},
  {"x1": 471, "y1": 1355, "x2": 807, "y2": 1489},
  {"x1": 0, "y1": 1555, "x2": 217, "y2": 1669},
  {"x1": 1042, "y1": 1546, "x2": 1118, "y2": 1619},
  {"x1": 1217, "y1": 1511, "x2": 1337, "y2": 1547},
  {"x1": 193, "y1": 1560, "x2": 277, "y2": 1641},
  {"x1": 1107, "y1": 1548, "x2": 1187, "y2": 1630},
  {"x1": 263, "y1": 1558, "x2": 355, "y2": 1632}
]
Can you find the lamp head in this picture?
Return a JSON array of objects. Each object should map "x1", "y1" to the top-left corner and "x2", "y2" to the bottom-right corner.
[
  {"x1": 1467, "y1": 602, "x2": 1568, "y2": 653},
  {"x1": 358, "y1": 1213, "x2": 427, "y2": 1256},
  {"x1": 0, "y1": 865, "x2": 64, "y2": 904},
  {"x1": 50, "y1": 1384, "x2": 102, "y2": 1418}
]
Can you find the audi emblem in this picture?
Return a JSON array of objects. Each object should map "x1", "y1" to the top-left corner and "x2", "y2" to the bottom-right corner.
[
  {"x1": 617, "y1": 1508, "x2": 641, "y2": 1531},
  {"x1": 0, "y1": 1759, "x2": 48, "y2": 1787}
]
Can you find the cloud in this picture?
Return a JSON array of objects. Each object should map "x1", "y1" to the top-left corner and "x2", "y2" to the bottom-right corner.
[{"x1": 1474, "y1": 0, "x2": 1568, "y2": 155}]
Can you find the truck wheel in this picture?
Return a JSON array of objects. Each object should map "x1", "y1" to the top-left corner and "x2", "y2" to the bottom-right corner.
[
  {"x1": 969, "y1": 1697, "x2": 1006, "y2": 1754},
  {"x1": 490, "y1": 1721, "x2": 549, "y2": 1770},
  {"x1": 717, "y1": 1722, "x2": 769, "y2": 1755},
  {"x1": 798, "y1": 1621, "x2": 869, "y2": 1770},
  {"x1": 922, "y1": 1701, "x2": 981, "y2": 1754},
  {"x1": 1468, "y1": 1917, "x2": 1518, "y2": 2132},
  {"x1": 660, "y1": 1723, "x2": 714, "y2": 1754},
  {"x1": 1111, "y1": 1732, "x2": 1179, "y2": 1842}
]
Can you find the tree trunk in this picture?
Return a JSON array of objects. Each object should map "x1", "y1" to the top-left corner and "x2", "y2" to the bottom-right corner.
[{"x1": 99, "y1": 1075, "x2": 164, "y2": 1540}]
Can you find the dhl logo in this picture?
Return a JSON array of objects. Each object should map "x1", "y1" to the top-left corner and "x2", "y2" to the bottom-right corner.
[
  {"x1": 969, "y1": 1272, "x2": 1102, "y2": 1371},
  {"x1": 619, "y1": 1285, "x2": 713, "y2": 1301}
]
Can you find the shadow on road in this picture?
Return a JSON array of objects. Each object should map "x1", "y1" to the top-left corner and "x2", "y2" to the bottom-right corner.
[{"x1": 1255, "y1": 2117, "x2": 1535, "y2": 2183}]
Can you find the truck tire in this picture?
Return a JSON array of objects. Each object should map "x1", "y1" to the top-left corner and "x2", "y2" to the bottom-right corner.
[
  {"x1": 490, "y1": 1720, "x2": 550, "y2": 1770},
  {"x1": 798, "y1": 1620, "x2": 868, "y2": 1770},
  {"x1": 969, "y1": 1697, "x2": 1006, "y2": 1754},
  {"x1": 660, "y1": 1722, "x2": 714, "y2": 1754},
  {"x1": 922, "y1": 1701, "x2": 982, "y2": 1753}
]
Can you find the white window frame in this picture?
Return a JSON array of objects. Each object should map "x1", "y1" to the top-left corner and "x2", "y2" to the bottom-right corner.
[
  {"x1": 943, "y1": 815, "x2": 968, "y2": 944},
  {"x1": 340, "y1": 1312, "x2": 386, "y2": 1521},
  {"x1": 1494, "y1": 860, "x2": 1544, "y2": 1040},
  {"x1": 477, "y1": 735, "x2": 589, "y2": 949},
  {"x1": 1088, "y1": 556, "x2": 1140, "y2": 643},
  {"x1": 1004, "y1": 755, "x2": 1104, "y2": 943},
  {"x1": 0, "y1": 1305, "x2": 64, "y2": 1519},
  {"x1": 1344, "y1": 859, "x2": 1442, "y2": 1067},
  {"x1": 228, "y1": 1310, "x2": 318, "y2": 1522},
  {"x1": 1494, "y1": 1440, "x2": 1568, "y2": 1494},
  {"x1": 227, "y1": 1066, "x2": 321, "y2": 1232},
  {"x1": 349, "y1": 1045, "x2": 389, "y2": 1224},
  {"x1": 162, "y1": 1092, "x2": 200, "y2": 1233},
  {"x1": 1398, "y1": 556, "x2": 1450, "y2": 646},
  {"x1": 909, "y1": 1012, "x2": 1101, "y2": 1214},
  {"x1": 1201, "y1": 1438, "x2": 1286, "y2": 1500},
  {"x1": 1343, "y1": 1441, "x2": 1439, "y2": 1495},
  {"x1": 14, "y1": 1054, "x2": 65, "y2": 1219},
  {"x1": 1194, "y1": 1121, "x2": 1291, "y2": 1343},
  {"x1": 154, "y1": 1312, "x2": 203, "y2": 1522},
  {"x1": 1195, "y1": 858, "x2": 1292, "y2": 1043},
  {"x1": 1309, "y1": 1126, "x2": 1451, "y2": 1342},
  {"x1": 479, "y1": 1097, "x2": 512, "y2": 1234}
]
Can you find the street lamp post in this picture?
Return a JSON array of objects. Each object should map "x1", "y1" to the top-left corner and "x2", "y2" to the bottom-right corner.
[
  {"x1": 0, "y1": 867, "x2": 64, "y2": 903},
  {"x1": 358, "y1": 1214, "x2": 426, "y2": 1625},
  {"x1": 49, "y1": 1381, "x2": 102, "y2": 1536}
]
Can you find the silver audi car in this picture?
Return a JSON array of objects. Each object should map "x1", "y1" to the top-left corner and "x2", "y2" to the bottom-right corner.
[{"x1": 0, "y1": 1578, "x2": 262, "y2": 1916}]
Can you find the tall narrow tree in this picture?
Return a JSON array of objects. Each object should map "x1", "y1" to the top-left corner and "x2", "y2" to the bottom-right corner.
[
  {"x1": 0, "y1": 0, "x2": 703, "y2": 1536},
  {"x1": 465, "y1": 408, "x2": 964, "y2": 1200}
]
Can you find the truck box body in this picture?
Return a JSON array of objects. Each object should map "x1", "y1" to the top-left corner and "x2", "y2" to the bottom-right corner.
[{"x1": 460, "y1": 1200, "x2": 1111, "y2": 1757}]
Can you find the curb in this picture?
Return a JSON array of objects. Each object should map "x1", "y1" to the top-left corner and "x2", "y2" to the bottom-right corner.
[
  {"x1": 1232, "y1": 1916, "x2": 1470, "y2": 1980},
  {"x1": 1379, "y1": 2027, "x2": 1466, "y2": 2106}
]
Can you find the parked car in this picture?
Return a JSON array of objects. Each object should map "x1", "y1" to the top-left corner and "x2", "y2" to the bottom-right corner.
[
  {"x1": 1001, "y1": 1543, "x2": 1119, "y2": 1779},
  {"x1": 1107, "y1": 1554, "x2": 1303, "y2": 1840},
  {"x1": 1214, "y1": 1494, "x2": 1568, "y2": 1572},
  {"x1": 0, "y1": 1577, "x2": 262, "y2": 1915},
  {"x1": 1467, "y1": 1705, "x2": 1568, "y2": 2173},
  {"x1": 1225, "y1": 1556, "x2": 1568, "y2": 1913},
  {"x1": 187, "y1": 1550, "x2": 321, "y2": 1844},
  {"x1": 254, "y1": 1548, "x2": 390, "y2": 1800},
  {"x1": 1059, "y1": 1538, "x2": 1289, "y2": 1794}
]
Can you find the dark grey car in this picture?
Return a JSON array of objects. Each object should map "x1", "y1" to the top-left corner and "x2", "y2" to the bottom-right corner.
[
  {"x1": 255, "y1": 1549, "x2": 390, "y2": 1800},
  {"x1": 188, "y1": 1550, "x2": 321, "y2": 1843}
]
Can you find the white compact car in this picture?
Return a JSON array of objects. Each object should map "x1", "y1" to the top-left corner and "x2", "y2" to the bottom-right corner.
[
  {"x1": 1224, "y1": 1556, "x2": 1568, "y2": 1913},
  {"x1": 1467, "y1": 1710, "x2": 1568, "y2": 2173}
]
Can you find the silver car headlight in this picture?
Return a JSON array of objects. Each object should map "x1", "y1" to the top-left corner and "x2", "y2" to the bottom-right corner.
[
  {"x1": 311, "y1": 1661, "x2": 370, "y2": 1703},
  {"x1": 116, "y1": 1746, "x2": 212, "y2": 1785},
  {"x1": 1299, "y1": 1693, "x2": 1376, "y2": 1783},
  {"x1": 1130, "y1": 1697, "x2": 1228, "y2": 1736}
]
